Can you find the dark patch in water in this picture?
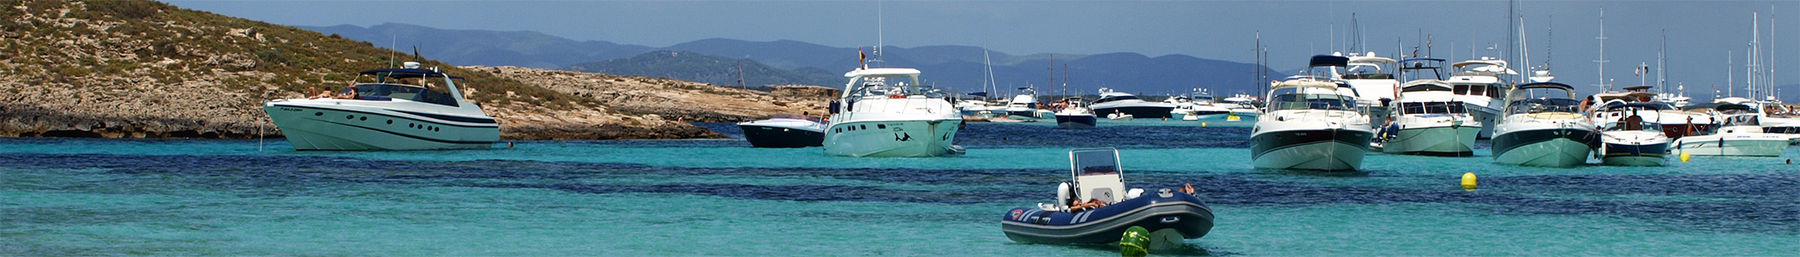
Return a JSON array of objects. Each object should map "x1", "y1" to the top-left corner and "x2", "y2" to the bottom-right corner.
[{"x1": 5, "y1": 153, "x2": 1799, "y2": 234}]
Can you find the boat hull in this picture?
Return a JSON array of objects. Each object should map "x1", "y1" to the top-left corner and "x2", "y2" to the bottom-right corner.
[
  {"x1": 1001, "y1": 191, "x2": 1213, "y2": 245},
  {"x1": 1670, "y1": 134, "x2": 1789, "y2": 157},
  {"x1": 1383, "y1": 125, "x2": 1480, "y2": 156},
  {"x1": 1095, "y1": 106, "x2": 1176, "y2": 119},
  {"x1": 822, "y1": 119, "x2": 962, "y2": 157},
  {"x1": 1599, "y1": 131, "x2": 1669, "y2": 166},
  {"x1": 1251, "y1": 129, "x2": 1374, "y2": 171},
  {"x1": 1492, "y1": 128, "x2": 1598, "y2": 167},
  {"x1": 738, "y1": 123, "x2": 824, "y2": 148},
  {"x1": 264, "y1": 104, "x2": 499, "y2": 151},
  {"x1": 1056, "y1": 114, "x2": 1097, "y2": 129}
]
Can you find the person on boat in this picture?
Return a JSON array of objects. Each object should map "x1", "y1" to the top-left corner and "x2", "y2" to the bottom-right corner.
[
  {"x1": 1068, "y1": 198, "x2": 1109, "y2": 212},
  {"x1": 336, "y1": 84, "x2": 359, "y2": 99},
  {"x1": 1181, "y1": 183, "x2": 1196, "y2": 195}
]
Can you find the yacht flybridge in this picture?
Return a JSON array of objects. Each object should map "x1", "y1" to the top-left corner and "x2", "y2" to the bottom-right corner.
[
  {"x1": 822, "y1": 67, "x2": 963, "y2": 157},
  {"x1": 263, "y1": 62, "x2": 499, "y2": 150},
  {"x1": 1448, "y1": 57, "x2": 1515, "y2": 139}
]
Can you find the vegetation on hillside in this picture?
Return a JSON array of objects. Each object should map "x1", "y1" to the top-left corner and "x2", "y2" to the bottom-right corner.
[{"x1": 0, "y1": 0, "x2": 592, "y2": 109}]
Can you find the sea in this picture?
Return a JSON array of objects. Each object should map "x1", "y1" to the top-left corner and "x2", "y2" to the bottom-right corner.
[{"x1": 3, "y1": 120, "x2": 1798, "y2": 256}]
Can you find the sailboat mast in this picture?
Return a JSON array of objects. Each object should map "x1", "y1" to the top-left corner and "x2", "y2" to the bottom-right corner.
[
  {"x1": 1594, "y1": 8, "x2": 1609, "y2": 92},
  {"x1": 1659, "y1": 30, "x2": 1667, "y2": 95}
]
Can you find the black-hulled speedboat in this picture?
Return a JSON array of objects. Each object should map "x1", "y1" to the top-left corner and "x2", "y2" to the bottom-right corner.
[
  {"x1": 1000, "y1": 148, "x2": 1214, "y2": 246},
  {"x1": 736, "y1": 115, "x2": 825, "y2": 148}
]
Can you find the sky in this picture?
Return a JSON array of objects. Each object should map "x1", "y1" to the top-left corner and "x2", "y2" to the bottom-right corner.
[{"x1": 168, "y1": 0, "x2": 1800, "y2": 101}]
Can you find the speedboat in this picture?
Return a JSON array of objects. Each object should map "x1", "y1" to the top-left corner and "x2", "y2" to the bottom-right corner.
[
  {"x1": 1001, "y1": 148, "x2": 1213, "y2": 247},
  {"x1": 1448, "y1": 57, "x2": 1516, "y2": 139},
  {"x1": 1250, "y1": 55, "x2": 1375, "y2": 171},
  {"x1": 1220, "y1": 94, "x2": 1261, "y2": 121},
  {"x1": 1670, "y1": 105, "x2": 1790, "y2": 157},
  {"x1": 1183, "y1": 88, "x2": 1232, "y2": 121},
  {"x1": 1376, "y1": 57, "x2": 1478, "y2": 156},
  {"x1": 822, "y1": 67, "x2": 963, "y2": 157},
  {"x1": 1380, "y1": 82, "x2": 1480, "y2": 156},
  {"x1": 1055, "y1": 97, "x2": 1098, "y2": 129},
  {"x1": 1491, "y1": 82, "x2": 1598, "y2": 167},
  {"x1": 1339, "y1": 52, "x2": 1400, "y2": 126},
  {"x1": 1592, "y1": 102, "x2": 1670, "y2": 166},
  {"x1": 263, "y1": 62, "x2": 499, "y2": 150},
  {"x1": 1003, "y1": 86, "x2": 1053, "y2": 120},
  {"x1": 737, "y1": 115, "x2": 826, "y2": 148},
  {"x1": 1091, "y1": 88, "x2": 1177, "y2": 119}
]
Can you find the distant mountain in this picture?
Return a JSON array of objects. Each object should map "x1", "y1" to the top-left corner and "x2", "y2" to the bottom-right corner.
[
  {"x1": 303, "y1": 23, "x2": 1287, "y2": 95},
  {"x1": 302, "y1": 23, "x2": 653, "y2": 69},
  {"x1": 568, "y1": 51, "x2": 841, "y2": 87}
]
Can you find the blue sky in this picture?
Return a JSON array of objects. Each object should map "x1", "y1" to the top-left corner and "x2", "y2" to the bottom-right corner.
[{"x1": 169, "y1": 0, "x2": 1799, "y2": 100}]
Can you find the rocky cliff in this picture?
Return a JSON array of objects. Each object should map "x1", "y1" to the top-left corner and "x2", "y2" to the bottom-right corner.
[{"x1": 0, "y1": 1, "x2": 820, "y2": 140}]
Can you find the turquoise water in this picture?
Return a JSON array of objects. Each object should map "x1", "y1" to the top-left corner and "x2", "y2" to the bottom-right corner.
[{"x1": 4, "y1": 121, "x2": 1799, "y2": 255}]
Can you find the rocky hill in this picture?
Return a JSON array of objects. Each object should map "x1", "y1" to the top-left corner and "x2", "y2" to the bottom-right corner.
[{"x1": 0, "y1": 1, "x2": 820, "y2": 140}]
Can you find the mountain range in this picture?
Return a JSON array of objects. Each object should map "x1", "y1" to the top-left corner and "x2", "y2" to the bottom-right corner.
[{"x1": 303, "y1": 23, "x2": 1288, "y2": 97}]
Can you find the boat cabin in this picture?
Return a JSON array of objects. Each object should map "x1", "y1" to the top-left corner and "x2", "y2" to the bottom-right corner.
[
  {"x1": 1596, "y1": 102, "x2": 1669, "y2": 132},
  {"x1": 350, "y1": 68, "x2": 465, "y2": 107}
]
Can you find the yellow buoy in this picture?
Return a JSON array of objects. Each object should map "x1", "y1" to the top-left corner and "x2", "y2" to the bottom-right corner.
[
  {"x1": 1201, "y1": 122, "x2": 1208, "y2": 127},
  {"x1": 1680, "y1": 152, "x2": 1691, "y2": 162},
  {"x1": 1460, "y1": 172, "x2": 1477, "y2": 191}
]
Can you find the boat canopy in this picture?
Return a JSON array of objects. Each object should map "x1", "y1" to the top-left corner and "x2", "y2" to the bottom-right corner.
[
  {"x1": 844, "y1": 67, "x2": 921, "y2": 78},
  {"x1": 1399, "y1": 81, "x2": 1453, "y2": 92},
  {"x1": 359, "y1": 68, "x2": 464, "y2": 80},
  {"x1": 1600, "y1": 102, "x2": 1672, "y2": 111},
  {"x1": 1309, "y1": 55, "x2": 1350, "y2": 67}
]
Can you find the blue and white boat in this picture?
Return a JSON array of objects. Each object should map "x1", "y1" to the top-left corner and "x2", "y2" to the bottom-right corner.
[
  {"x1": 263, "y1": 62, "x2": 499, "y2": 150},
  {"x1": 1054, "y1": 97, "x2": 1097, "y2": 129},
  {"x1": 1001, "y1": 148, "x2": 1213, "y2": 246}
]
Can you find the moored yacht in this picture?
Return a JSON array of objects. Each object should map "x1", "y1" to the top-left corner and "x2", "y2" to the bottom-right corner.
[
  {"x1": 1003, "y1": 86, "x2": 1054, "y2": 120},
  {"x1": 1340, "y1": 52, "x2": 1399, "y2": 126},
  {"x1": 1054, "y1": 97, "x2": 1098, "y2": 129},
  {"x1": 1250, "y1": 55, "x2": 1374, "y2": 171},
  {"x1": 263, "y1": 63, "x2": 499, "y2": 150},
  {"x1": 823, "y1": 67, "x2": 963, "y2": 157},
  {"x1": 1220, "y1": 93, "x2": 1261, "y2": 121},
  {"x1": 1491, "y1": 82, "x2": 1598, "y2": 167},
  {"x1": 1448, "y1": 57, "x2": 1515, "y2": 139},
  {"x1": 1592, "y1": 102, "x2": 1670, "y2": 166},
  {"x1": 1379, "y1": 60, "x2": 1479, "y2": 156},
  {"x1": 1091, "y1": 88, "x2": 1177, "y2": 119},
  {"x1": 1670, "y1": 104, "x2": 1790, "y2": 157}
]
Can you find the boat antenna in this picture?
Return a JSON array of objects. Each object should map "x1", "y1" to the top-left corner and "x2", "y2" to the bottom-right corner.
[
  {"x1": 983, "y1": 48, "x2": 994, "y2": 98},
  {"x1": 388, "y1": 34, "x2": 396, "y2": 68},
  {"x1": 876, "y1": 0, "x2": 883, "y2": 65}
]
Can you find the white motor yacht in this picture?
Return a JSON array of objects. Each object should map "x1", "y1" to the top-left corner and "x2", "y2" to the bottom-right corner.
[
  {"x1": 1592, "y1": 102, "x2": 1671, "y2": 166},
  {"x1": 1448, "y1": 57, "x2": 1515, "y2": 139},
  {"x1": 1184, "y1": 88, "x2": 1232, "y2": 121},
  {"x1": 1091, "y1": 88, "x2": 1177, "y2": 119},
  {"x1": 1054, "y1": 97, "x2": 1097, "y2": 129},
  {"x1": 1670, "y1": 105, "x2": 1790, "y2": 157},
  {"x1": 1380, "y1": 82, "x2": 1480, "y2": 156},
  {"x1": 263, "y1": 63, "x2": 499, "y2": 150},
  {"x1": 823, "y1": 67, "x2": 963, "y2": 157},
  {"x1": 1003, "y1": 86, "x2": 1053, "y2": 120},
  {"x1": 1251, "y1": 55, "x2": 1374, "y2": 171},
  {"x1": 1220, "y1": 94, "x2": 1261, "y2": 121},
  {"x1": 1340, "y1": 52, "x2": 1400, "y2": 126},
  {"x1": 1491, "y1": 82, "x2": 1598, "y2": 167}
]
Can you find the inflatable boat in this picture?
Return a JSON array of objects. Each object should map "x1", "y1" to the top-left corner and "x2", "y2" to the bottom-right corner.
[{"x1": 1000, "y1": 148, "x2": 1215, "y2": 245}]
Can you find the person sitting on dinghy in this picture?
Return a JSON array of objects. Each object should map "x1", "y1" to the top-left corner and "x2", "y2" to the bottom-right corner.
[{"x1": 1068, "y1": 198, "x2": 1109, "y2": 212}]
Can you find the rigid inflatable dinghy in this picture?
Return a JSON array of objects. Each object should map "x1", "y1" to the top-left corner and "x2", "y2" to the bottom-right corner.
[{"x1": 1000, "y1": 148, "x2": 1214, "y2": 246}]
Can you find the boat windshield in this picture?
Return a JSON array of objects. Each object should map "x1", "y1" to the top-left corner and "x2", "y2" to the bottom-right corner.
[
  {"x1": 1342, "y1": 63, "x2": 1393, "y2": 79},
  {"x1": 1399, "y1": 101, "x2": 1467, "y2": 115},
  {"x1": 1071, "y1": 150, "x2": 1119, "y2": 176},
  {"x1": 354, "y1": 83, "x2": 460, "y2": 107},
  {"x1": 1094, "y1": 95, "x2": 1140, "y2": 104},
  {"x1": 1722, "y1": 115, "x2": 1761, "y2": 126},
  {"x1": 1506, "y1": 98, "x2": 1581, "y2": 114},
  {"x1": 1268, "y1": 93, "x2": 1358, "y2": 111}
]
